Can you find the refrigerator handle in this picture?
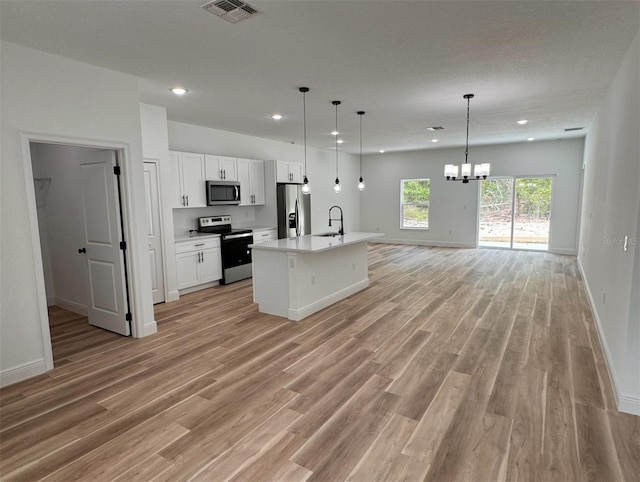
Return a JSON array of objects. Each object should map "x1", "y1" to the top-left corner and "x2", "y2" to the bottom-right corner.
[{"x1": 295, "y1": 198, "x2": 301, "y2": 237}]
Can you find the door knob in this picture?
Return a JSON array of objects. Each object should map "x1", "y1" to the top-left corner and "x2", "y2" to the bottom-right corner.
[{"x1": 78, "y1": 248, "x2": 86, "y2": 254}]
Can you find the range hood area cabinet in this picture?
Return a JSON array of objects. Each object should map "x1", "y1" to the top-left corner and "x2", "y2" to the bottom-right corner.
[
  {"x1": 237, "y1": 158, "x2": 265, "y2": 206},
  {"x1": 205, "y1": 154, "x2": 237, "y2": 181},
  {"x1": 169, "y1": 151, "x2": 207, "y2": 208},
  {"x1": 276, "y1": 161, "x2": 303, "y2": 184}
]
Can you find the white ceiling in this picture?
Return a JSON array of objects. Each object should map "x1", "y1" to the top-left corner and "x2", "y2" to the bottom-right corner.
[{"x1": 1, "y1": 1, "x2": 638, "y2": 154}]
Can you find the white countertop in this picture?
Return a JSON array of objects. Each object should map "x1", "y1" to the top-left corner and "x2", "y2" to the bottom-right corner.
[{"x1": 250, "y1": 232, "x2": 383, "y2": 253}]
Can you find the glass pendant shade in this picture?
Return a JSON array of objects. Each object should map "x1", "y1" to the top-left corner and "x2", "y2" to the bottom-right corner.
[
  {"x1": 358, "y1": 177, "x2": 365, "y2": 191},
  {"x1": 334, "y1": 178, "x2": 342, "y2": 193},
  {"x1": 461, "y1": 163, "x2": 472, "y2": 178},
  {"x1": 302, "y1": 175, "x2": 311, "y2": 194}
]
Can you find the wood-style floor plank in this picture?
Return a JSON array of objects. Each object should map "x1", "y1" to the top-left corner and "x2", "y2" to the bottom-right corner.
[{"x1": 1, "y1": 245, "x2": 637, "y2": 481}]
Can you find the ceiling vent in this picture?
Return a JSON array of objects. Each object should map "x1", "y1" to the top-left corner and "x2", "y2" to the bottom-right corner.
[{"x1": 201, "y1": 0, "x2": 260, "y2": 23}]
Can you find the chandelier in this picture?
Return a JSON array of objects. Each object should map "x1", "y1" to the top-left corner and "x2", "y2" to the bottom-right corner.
[{"x1": 444, "y1": 94, "x2": 490, "y2": 183}]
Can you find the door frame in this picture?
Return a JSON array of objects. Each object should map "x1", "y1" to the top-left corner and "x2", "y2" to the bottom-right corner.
[
  {"x1": 477, "y1": 174, "x2": 556, "y2": 251},
  {"x1": 144, "y1": 159, "x2": 168, "y2": 303},
  {"x1": 21, "y1": 131, "x2": 145, "y2": 370}
]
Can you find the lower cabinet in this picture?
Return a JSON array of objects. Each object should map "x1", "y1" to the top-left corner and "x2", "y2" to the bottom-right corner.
[
  {"x1": 252, "y1": 227, "x2": 277, "y2": 244},
  {"x1": 175, "y1": 238, "x2": 222, "y2": 290}
]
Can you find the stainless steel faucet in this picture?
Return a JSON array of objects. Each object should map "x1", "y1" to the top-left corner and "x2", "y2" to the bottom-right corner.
[{"x1": 328, "y1": 205, "x2": 344, "y2": 235}]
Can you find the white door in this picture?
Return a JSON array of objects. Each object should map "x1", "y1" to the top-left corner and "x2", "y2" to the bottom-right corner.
[
  {"x1": 79, "y1": 154, "x2": 130, "y2": 336},
  {"x1": 144, "y1": 161, "x2": 165, "y2": 304}
]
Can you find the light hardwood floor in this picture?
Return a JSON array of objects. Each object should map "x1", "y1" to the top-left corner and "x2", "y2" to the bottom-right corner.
[{"x1": 1, "y1": 244, "x2": 638, "y2": 481}]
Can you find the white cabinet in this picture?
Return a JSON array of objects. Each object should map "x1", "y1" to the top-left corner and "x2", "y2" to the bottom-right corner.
[
  {"x1": 237, "y1": 158, "x2": 265, "y2": 205},
  {"x1": 169, "y1": 151, "x2": 206, "y2": 208},
  {"x1": 276, "y1": 161, "x2": 304, "y2": 183},
  {"x1": 252, "y1": 227, "x2": 277, "y2": 244},
  {"x1": 205, "y1": 155, "x2": 237, "y2": 181},
  {"x1": 175, "y1": 237, "x2": 222, "y2": 289}
]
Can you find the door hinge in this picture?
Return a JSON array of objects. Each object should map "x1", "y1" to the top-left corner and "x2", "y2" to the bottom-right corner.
[
  {"x1": 120, "y1": 241, "x2": 127, "y2": 250},
  {"x1": 125, "y1": 312, "x2": 132, "y2": 322},
  {"x1": 113, "y1": 165, "x2": 121, "y2": 175}
]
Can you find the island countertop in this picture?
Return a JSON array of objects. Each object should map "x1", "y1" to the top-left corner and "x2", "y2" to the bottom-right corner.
[{"x1": 249, "y1": 232, "x2": 383, "y2": 253}]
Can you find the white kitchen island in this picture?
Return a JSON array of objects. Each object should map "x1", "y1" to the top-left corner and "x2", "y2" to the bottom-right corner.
[{"x1": 251, "y1": 232, "x2": 383, "y2": 321}]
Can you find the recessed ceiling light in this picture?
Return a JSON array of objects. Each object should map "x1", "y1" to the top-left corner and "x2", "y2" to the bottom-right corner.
[
  {"x1": 527, "y1": 137, "x2": 535, "y2": 141},
  {"x1": 517, "y1": 119, "x2": 528, "y2": 125},
  {"x1": 271, "y1": 113, "x2": 282, "y2": 120},
  {"x1": 336, "y1": 139, "x2": 344, "y2": 144},
  {"x1": 427, "y1": 126, "x2": 444, "y2": 131},
  {"x1": 171, "y1": 87, "x2": 187, "y2": 96},
  {"x1": 331, "y1": 130, "x2": 339, "y2": 136},
  {"x1": 431, "y1": 139, "x2": 439, "y2": 143},
  {"x1": 379, "y1": 149, "x2": 385, "y2": 153}
]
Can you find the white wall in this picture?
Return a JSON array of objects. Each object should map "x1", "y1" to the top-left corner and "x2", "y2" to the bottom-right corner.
[
  {"x1": 0, "y1": 41, "x2": 155, "y2": 386},
  {"x1": 31, "y1": 144, "x2": 118, "y2": 314},
  {"x1": 139, "y1": 104, "x2": 179, "y2": 302},
  {"x1": 578, "y1": 32, "x2": 639, "y2": 415},
  {"x1": 167, "y1": 120, "x2": 362, "y2": 235},
  {"x1": 361, "y1": 138, "x2": 584, "y2": 253}
]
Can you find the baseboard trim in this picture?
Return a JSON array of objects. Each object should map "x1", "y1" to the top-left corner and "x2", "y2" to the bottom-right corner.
[
  {"x1": 0, "y1": 359, "x2": 47, "y2": 388},
  {"x1": 577, "y1": 257, "x2": 639, "y2": 415},
  {"x1": 53, "y1": 297, "x2": 88, "y2": 316},
  {"x1": 178, "y1": 281, "x2": 219, "y2": 296},
  {"x1": 141, "y1": 321, "x2": 158, "y2": 338},
  {"x1": 47, "y1": 296, "x2": 55, "y2": 306},
  {"x1": 549, "y1": 247, "x2": 578, "y2": 255},
  {"x1": 373, "y1": 238, "x2": 476, "y2": 249},
  {"x1": 288, "y1": 279, "x2": 369, "y2": 321},
  {"x1": 166, "y1": 290, "x2": 180, "y2": 302}
]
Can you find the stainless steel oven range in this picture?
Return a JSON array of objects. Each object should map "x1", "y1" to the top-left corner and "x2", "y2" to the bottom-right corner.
[{"x1": 198, "y1": 215, "x2": 253, "y2": 285}]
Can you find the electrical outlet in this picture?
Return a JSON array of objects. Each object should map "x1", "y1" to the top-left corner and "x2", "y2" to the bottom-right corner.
[
  {"x1": 311, "y1": 274, "x2": 316, "y2": 285},
  {"x1": 352, "y1": 262, "x2": 356, "y2": 271},
  {"x1": 449, "y1": 229, "x2": 452, "y2": 235}
]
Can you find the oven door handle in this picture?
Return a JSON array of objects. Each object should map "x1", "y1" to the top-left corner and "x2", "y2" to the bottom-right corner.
[{"x1": 224, "y1": 232, "x2": 254, "y2": 240}]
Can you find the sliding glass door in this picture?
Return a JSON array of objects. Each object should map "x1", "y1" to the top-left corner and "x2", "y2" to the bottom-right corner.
[{"x1": 479, "y1": 177, "x2": 553, "y2": 251}]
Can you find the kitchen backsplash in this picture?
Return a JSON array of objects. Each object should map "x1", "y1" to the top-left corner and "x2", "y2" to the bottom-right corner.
[{"x1": 173, "y1": 205, "x2": 257, "y2": 236}]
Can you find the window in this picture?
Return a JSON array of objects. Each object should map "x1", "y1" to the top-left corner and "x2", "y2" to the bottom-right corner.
[{"x1": 401, "y1": 178, "x2": 430, "y2": 229}]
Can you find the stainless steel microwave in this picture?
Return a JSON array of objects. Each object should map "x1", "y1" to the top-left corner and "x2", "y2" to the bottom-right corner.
[{"x1": 206, "y1": 180, "x2": 241, "y2": 205}]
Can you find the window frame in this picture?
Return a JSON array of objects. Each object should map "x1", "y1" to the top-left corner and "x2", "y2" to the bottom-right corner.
[{"x1": 400, "y1": 178, "x2": 430, "y2": 230}]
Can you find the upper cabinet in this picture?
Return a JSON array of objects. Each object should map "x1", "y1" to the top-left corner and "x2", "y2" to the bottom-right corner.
[
  {"x1": 169, "y1": 151, "x2": 206, "y2": 208},
  {"x1": 205, "y1": 155, "x2": 237, "y2": 181},
  {"x1": 237, "y1": 158, "x2": 265, "y2": 206},
  {"x1": 276, "y1": 161, "x2": 303, "y2": 183}
]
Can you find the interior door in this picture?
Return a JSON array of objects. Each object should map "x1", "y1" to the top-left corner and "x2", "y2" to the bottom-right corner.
[
  {"x1": 144, "y1": 161, "x2": 165, "y2": 304},
  {"x1": 79, "y1": 153, "x2": 130, "y2": 335}
]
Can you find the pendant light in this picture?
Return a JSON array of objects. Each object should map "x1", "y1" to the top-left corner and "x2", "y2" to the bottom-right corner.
[
  {"x1": 300, "y1": 87, "x2": 311, "y2": 195},
  {"x1": 357, "y1": 110, "x2": 365, "y2": 191},
  {"x1": 444, "y1": 93, "x2": 490, "y2": 183},
  {"x1": 332, "y1": 100, "x2": 342, "y2": 193}
]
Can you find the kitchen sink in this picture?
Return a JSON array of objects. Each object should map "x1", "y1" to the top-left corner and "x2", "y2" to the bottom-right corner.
[{"x1": 313, "y1": 232, "x2": 343, "y2": 237}]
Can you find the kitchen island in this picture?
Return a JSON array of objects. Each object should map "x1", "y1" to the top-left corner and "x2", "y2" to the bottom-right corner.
[{"x1": 251, "y1": 232, "x2": 383, "y2": 321}]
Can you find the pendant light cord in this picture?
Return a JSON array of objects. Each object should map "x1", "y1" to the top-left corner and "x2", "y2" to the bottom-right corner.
[
  {"x1": 303, "y1": 90, "x2": 307, "y2": 175},
  {"x1": 333, "y1": 100, "x2": 340, "y2": 179},
  {"x1": 464, "y1": 94, "x2": 472, "y2": 165},
  {"x1": 359, "y1": 113, "x2": 363, "y2": 176}
]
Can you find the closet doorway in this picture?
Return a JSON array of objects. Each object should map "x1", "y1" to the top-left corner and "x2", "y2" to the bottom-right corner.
[{"x1": 478, "y1": 176, "x2": 553, "y2": 251}]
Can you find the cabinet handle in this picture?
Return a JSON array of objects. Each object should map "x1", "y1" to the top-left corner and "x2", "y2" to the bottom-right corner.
[
  {"x1": 195, "y1": 243, "x2": 205, "y2": 247},
  {"x1": 201, "y1": 251, "x2": 204, "y2": 262},
  {"x1": 186, "y1": 195, "x2": 189, "y2": 206},
  {"x1": 181, "y1": 195, "x2": 185, "y2": 206}
]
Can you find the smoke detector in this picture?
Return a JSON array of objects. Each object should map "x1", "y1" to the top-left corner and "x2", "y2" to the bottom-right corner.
[{"x1": 201, "y1": 0, "x2": 260, "y2": 23}]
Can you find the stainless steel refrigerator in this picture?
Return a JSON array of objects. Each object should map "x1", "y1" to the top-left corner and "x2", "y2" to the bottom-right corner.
[{"x1": 277, "y1": 184, "x2": 311, "y2": 238}]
